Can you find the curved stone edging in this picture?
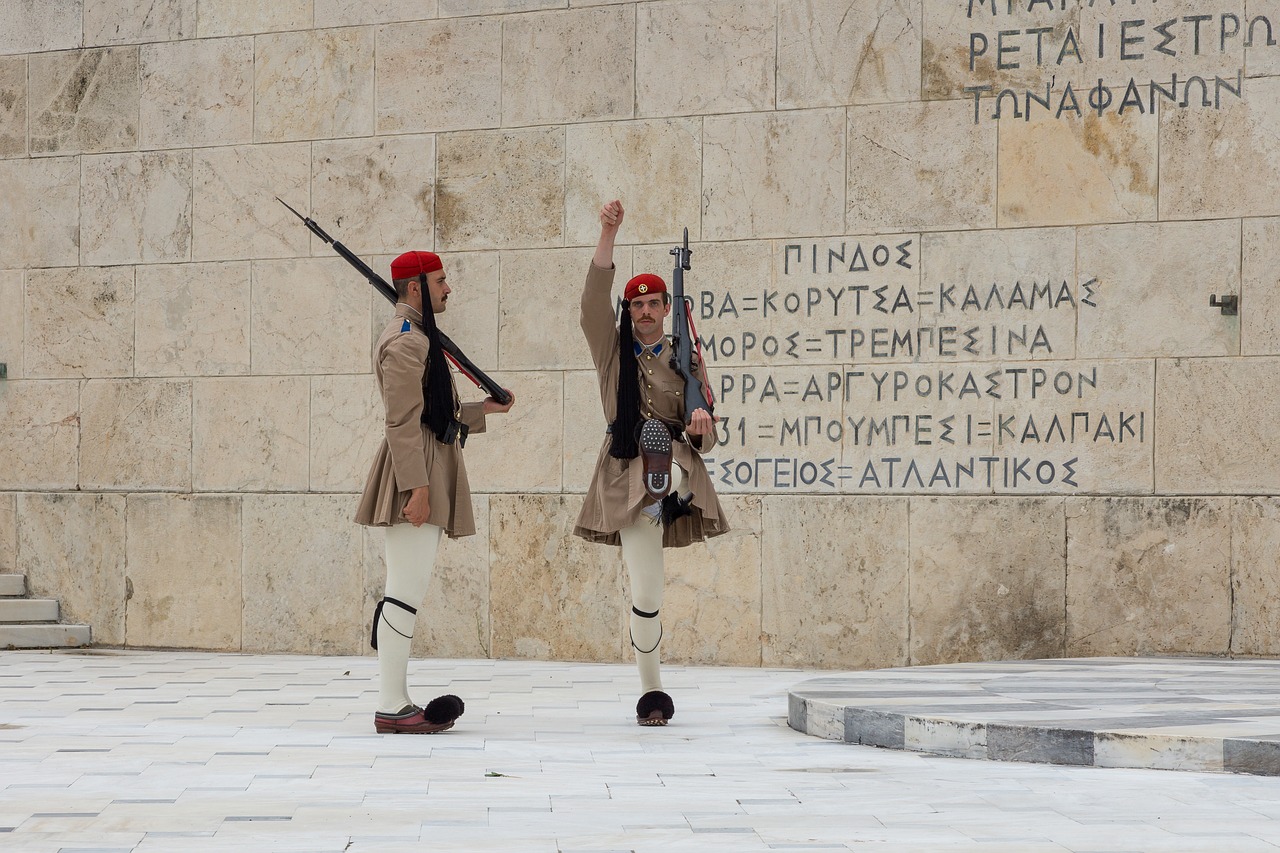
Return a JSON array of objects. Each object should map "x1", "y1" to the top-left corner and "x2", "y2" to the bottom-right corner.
[{"x1": 788, "y1": 657, "x2": 1280, "y2": 776}]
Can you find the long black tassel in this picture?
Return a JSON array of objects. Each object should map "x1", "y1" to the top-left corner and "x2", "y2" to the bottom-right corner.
[
  {"x1": 609, "y1": 304, "x2": 642, "y2": 459},
  {"x1": 418, "y1": 275, "x2": 458, "y2": 445}
]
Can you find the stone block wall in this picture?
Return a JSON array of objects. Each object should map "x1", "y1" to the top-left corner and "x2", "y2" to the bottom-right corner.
[{"x1": 2, "y1": 0, "x2": 1279, "y2": 668}]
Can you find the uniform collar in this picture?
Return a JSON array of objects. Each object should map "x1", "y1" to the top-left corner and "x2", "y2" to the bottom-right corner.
[
  {"x1": 633, "y1": 338, "x2": 665, "y2": 357},
  {"x1": 395, "y1": 302, "x2": 424, "y2": 326}
]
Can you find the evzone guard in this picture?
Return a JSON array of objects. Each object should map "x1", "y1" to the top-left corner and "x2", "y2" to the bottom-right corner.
[
  {"x1": 354, "y1": 250, "x2": 515, "y2": 734},
  {"x1": 574, "y1": 200, "x2": 730, "y2": 725}
]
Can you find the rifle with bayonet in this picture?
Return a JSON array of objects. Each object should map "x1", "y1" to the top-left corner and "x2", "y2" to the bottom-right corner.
[
  {"x1": 668, "y1": 228, "x2": 713, "y2": 426},
  {"x1": 277, "y1": 197, "x2": 512, "y2": 406}
]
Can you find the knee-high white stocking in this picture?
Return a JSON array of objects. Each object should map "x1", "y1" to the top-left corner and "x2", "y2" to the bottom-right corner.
[
  {"x1": 377, "y1": 522, "x2": 442, "y2": 713},
  {"x1": 620, "y1": 519, "x2": 664, "y2": 692},
  {"x1": 619, "y1": 466, "x2": 687, "y2": 693}
]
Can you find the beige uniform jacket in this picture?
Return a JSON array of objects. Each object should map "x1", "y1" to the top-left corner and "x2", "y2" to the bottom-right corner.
[
  {"x1": 354, "y1": 303, "x2": 486, "y2": 537},
  {"x1": 573, "y1": 262, "x2": 729, "y2": 548}
]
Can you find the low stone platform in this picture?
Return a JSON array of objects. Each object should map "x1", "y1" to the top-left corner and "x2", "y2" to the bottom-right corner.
[{"x1": 788, "y1": 656, "x2": 1280, "y2": 776}]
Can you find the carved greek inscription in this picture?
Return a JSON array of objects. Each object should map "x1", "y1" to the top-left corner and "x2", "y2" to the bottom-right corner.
[
  {"x1": 696, "y1": 238, "x2": 1149, "y2": 494},
  {"x1": 960, "y1": 3, "x2": 1267, "y2": 121}
]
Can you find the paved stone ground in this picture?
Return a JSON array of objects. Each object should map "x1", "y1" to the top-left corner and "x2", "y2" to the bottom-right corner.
[
  {"x1": 790, "y1": 657, "x2": 1280, "y2": 776},
  {"x1": 3, "y1": 650, "x2": 1280, "y2": 852}
]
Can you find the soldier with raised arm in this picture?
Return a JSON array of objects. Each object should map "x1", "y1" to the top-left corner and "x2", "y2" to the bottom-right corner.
[{"x1": 574, "y1": 200, "x2": 729, "y2": 726}]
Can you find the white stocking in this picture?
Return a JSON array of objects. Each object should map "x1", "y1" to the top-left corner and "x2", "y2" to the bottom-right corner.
[
  {"x1": 377, "y1": 522, "x2": 442, "y2": 713},
  {"x1": 619, "y1": 466, "x2": 687, "y2": 694}
]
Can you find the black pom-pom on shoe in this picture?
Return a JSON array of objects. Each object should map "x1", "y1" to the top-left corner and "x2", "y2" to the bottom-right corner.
[
  {"x1": 423, "y1": 694, "x2": 465, "y2": 725},
  {"x1": 659, "y1": 492, "x2": 694, "y2": 527},
  {"x1": 636, "y1": 690, "x2": 674, "y2": 726}
]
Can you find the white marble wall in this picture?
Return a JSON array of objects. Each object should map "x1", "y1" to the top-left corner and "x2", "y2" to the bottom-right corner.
[{"x1": 2, "y1": 0, "x2": 1279, "y2": 667}]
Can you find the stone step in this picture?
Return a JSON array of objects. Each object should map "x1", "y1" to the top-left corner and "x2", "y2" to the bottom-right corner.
[
  {"x1": 0, "y1": 598, "x2": 59, "y2": 623},
  {"x1": 0, "y1": 623, "x2": 91, "y2": 649},
  {"x1": 0, "y1": 574, "x2": 24, "y2": 596}
]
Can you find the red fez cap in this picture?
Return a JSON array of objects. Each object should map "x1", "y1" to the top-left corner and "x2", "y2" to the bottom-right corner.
[
  {"x1": 391, "y1": 250, "x2": 443, "y2": 281},
  {"x1": 624, "y1": 273, "x2": 667, "y2": 302}
]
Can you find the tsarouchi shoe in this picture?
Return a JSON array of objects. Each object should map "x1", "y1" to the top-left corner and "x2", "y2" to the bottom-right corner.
[
  {"x1": 639, "y1": 419, "x2": 673, "y2": 501},
  {"x1": 636, "y1": 690, "x2": 674, "y2": 726},
  {"x1": 374, "y1": 694, "x2": 465, "y2": 734}
]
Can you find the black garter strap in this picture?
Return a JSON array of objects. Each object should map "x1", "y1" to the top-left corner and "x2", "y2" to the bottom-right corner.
[
  {"x1": 629, "y1": 605, "x2": 662, "y2": 654},
  {"x1": 371, "y1": 596, "x2": 418, "y2": 650}
]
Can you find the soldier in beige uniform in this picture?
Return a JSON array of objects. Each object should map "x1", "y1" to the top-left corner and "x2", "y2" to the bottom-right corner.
[
  {"x1": 355, "y1": 250, "x2": 514, "y2": 734},
  {"x1": 575, "y1": 200, "x2": 729, "y2": 725}
]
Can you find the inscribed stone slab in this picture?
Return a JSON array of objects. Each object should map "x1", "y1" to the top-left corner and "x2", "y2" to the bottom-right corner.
[
  {"x1": 82, "y1": 151, "x2": 192, "y2": 265},
  {"x1": 702, "y1": 109, "x2": 845, "y2": 241},
  {"x1": 0, "y1": 381, "x2": 79, "y2": 490},
  {"x1": 0, "y1": 158, "x2": 79, "y2": 268},
  {"x1": 80, "y1": 379, "x2": 192, "y2": 491},
  {"x1": 311, "y1": 136, "x2": 434, "y2": 256},
  {"x1": 243, "y1": 494, "x2": 363, "y2": 655},
  {"x1": 0, "y1": 271, "x2": 21, "y2": 379},
  {"x1": 761, "y1": 495, "x2": 909, "y2": 669},
  {"x1": 1066, "y1": 497, "x2": 1231, "y2": 656},
  {"x1": 636, "y1": 0, "x2": 775, "y2": 117},
  {"x1": 909, "y1": 497, "x2": 1066, "y2": 665},
  {"x1": 0, "y1": 494, "x2": 13, "y2": 572},
  {"x1": 998, "y1": 111, "x2": 1158, "y2": 228},
  {"x1": 140, "y1": 38, "x2": 253, "y2": 148},
  {"x1": 135, "y1": 262, "x2": 251, "y2": 377},
  {"x1": 0, "y1": 0, "x2": 83, "y2": 56},
  {"x1": 922, "y1": 1, "x2": 1081, "y2": 100},
  {"x1": 661, "y1": 495, "x2": 762, "y2": 667},
  {"x1": 1231, "y1": 498, "x2": 1280, "y2": 656},
  {"x1": 919, "y1": 226, "x2": 1079, "y2": 361},
  {"x1": 192, "y1": 377, "x2": 310, "y2": 492},
  {"x1": 1243, "y1": 217, "x2": 1280, "y2": 356},
  {"x1": 847, "y1": 99, "x2": 997, "y2": 233},
  {"x1": 1160, "y1": 76, "x2": 1280, "y2": 220},
  {"x1": 1155, "y1": 357, "x2": 1280, "y2": 494},
  {"x1": 1078, "y1": 0, "x2": 1245, "y2": 88},
  {"x1": 255, "y1": 28, "x2": 375, "y2": 142},
  {"x1": 125, "y1": 495, "x2": 242, "y2": 650},
  {"x1": 501, "y1": 7, "x2": 633, "y2": 127},
  {"x1": 85, "y1": 0, "x2": 195, "y2": 45},
  {"x1": 26, "y1": 267, "x2": 135, "y2": 379},
  {"x1": 1077, "y1": 220, "x2": 1240, "y2": 358},
  {"x1": 989, "y1": 359, "x2": 1154, "y2": 495},
  {"x1": 311, "y1": 374, "x2": 382, "y2": 493},
  {"x1": 316, "y1": 0, "x2": 437, "y2": 27},
  {"x1": 375, "y1": 18, "x2": 501, "y2": 134},
  {"x1": 18, "y1": 493, "x2": 127, "y2": 645},
  {"x1": 436, "y1": 128, "x2": 564, "y2": 250},
  {"x1": 464, "y1": 371, "x2": 561, "y2": 493},
  {"x1": 192, "y1": 143, "x2": 311, "y2": 261},
  {"x1": 490, "y1": 494, "x2": 623, "y2": 662},
  {"x1": 196, "y1": 0, "x2": 313, "y2": 36},
  {"x1": 361, "y1": 495, "x2": 491, "y2": 660},
  {"x1": 250, "y1": 258, "x2": 370, "y2": 374},
  {"x1": 0, "y1": 57, "x2": 28, "y2": 157},
  {"x1": 778, "y1": 0, "x2": 921, "y2": 108},
  {"x1": 497, "y1": 248, "x2": 594, "y2": 370},
  {"x1": 30, "y1": 47, "x2": 139, "y2": 155},
  {"x1": 564, "y1": 119, "x2": 701, "y2": 247}
]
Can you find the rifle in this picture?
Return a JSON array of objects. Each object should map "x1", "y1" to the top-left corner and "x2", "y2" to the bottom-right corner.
[
  {"x1": 276, "y1": 198, "x2": 512, "y2": 406},
  {"x1": 668, "y1": 228, "x2": 713, "y2": 425}
]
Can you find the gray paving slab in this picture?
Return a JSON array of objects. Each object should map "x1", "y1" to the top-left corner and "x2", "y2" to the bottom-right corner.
[
  {"x1": 790, "y1": 656, "x2": 1280, "y2": 779},
  {"x1": 1, "y1": 651, "x2": 1279, "y2": 851}
]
